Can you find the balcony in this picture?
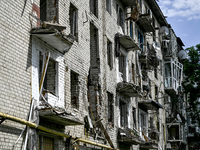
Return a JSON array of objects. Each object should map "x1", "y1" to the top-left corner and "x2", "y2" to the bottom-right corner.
[
  {"x1": 31, "y1": 22, "x2": 74, "y2": 54},
  {"x1": 116, "y1": 33, "x2": 141, "y2": 51},
  {"x1": 117, "y1": 128, "x2": 142, "y2": 144},
  {"x1": 139, "y1": 43, "x2": 160, "y2": 69},
  {"x1": 140, "y1": 130, "x2": 158, "y2": 149},
  {"x1": 138, "y1": 100, "x2": 163, "y2": 110},
  {"x1": 39, "y1": 109, "x2": 84, "y2": 126},
  {"x1": 117, "y1": 81, "x2": 142, "y2": 97},
  {"x1": 136, "y1": 13, "x2": 155, "y2": 32},
  {"x1": 164, "y1": 59, "x2": 183, "y2": 97}
]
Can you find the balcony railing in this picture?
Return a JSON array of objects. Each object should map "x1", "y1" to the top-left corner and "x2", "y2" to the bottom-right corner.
[{"x1": 164, "y1": 59, "x2": 183, "y2": 96}]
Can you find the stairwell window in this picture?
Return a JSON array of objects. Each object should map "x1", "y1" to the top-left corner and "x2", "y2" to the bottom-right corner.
[
  {"x1": 106, "y1": 0, "x2": 111, "y2": 14},
  {"x1": 71, "y1": 70, "x2": 79, "y2": 109},
  {"x1": 70, "y1": 3, "x2": 78, "y2": 41},
  {"x1": 90, "y1": 0, "x2": 98, "y2": 17}
]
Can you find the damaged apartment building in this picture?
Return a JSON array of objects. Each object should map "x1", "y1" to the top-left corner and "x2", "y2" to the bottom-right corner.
[{"x1": 0, "y1": 0, "x2": 188, "y2": 150}]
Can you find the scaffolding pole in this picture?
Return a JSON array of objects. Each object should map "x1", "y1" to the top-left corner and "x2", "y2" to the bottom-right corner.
[{"x1": 0, "y1": 112, "x2": 116, "y2": 150}]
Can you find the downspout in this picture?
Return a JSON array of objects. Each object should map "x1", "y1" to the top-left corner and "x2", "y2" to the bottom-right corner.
[{"x1": 0, "y1": 112, "x2": 116, "y2": 150}]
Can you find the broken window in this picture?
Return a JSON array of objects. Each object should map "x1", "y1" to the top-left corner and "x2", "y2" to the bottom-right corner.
[
  {"x1": 107, "y1": 39, "x2": 113, "y2": 68},
  {"x1": 90, "y1": 0, "x2": 98, "y2": 17},
  {"x1": 116, "y1": 4, "x2": 124, "y2": 30},
  {"x1": 168, "y1": 125, "x2": 179, "y2": 140},
  {"x1": 71, "y1": 70, "x2": 79, "y2": 109},
  {"x1": 40, "y1": 0, "x2": 58, "y2": 22},
  {"x1": 107, "y1": 92, "x2": 114, "y2": 125},
  {"x1": 106, "y1": 0, "x2": 111, "y2": 14},
  {"x1": 39, "y1": 53, "x2": 58, "y2": 96},
  {"x1": 119, "y1": 54, "x2": 126, "y2": 81},
  {"x1": 155, "y1": 85, "x2": 158, "y2": 101},
  {"x1": 138, "y1": 30, "x2": 144, "y2": 51},
  {"x1": 70, "y1": 3, "x2": 78, "y2": 41},
  {"x1": 132, "y1": 107, "x2": 136, "y2": 128},
  {"x1": 39, "y1": 135, "x2": 54, "y2": 150},
  {"x1": 120, "y1": 101, "x2": 128, "y2": 128},
  {"x1": 140, "y1": 110, "x2": 148, "y2": 135}
]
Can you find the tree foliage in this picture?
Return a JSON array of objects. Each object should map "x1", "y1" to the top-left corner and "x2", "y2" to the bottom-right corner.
[{"x1": 182, "y1": 44, "x2": 200, "y2": 124}]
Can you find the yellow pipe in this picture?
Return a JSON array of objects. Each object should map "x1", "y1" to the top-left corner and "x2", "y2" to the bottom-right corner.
[{"x1": 0, "y1": 112, "x2": 115, "y2": 149}]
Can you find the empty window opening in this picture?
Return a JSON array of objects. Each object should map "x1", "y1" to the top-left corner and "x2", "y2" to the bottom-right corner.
[
  {"x1": 132, "y1": 63, "x2": 135, "y2": 83},
  {"x1": 106, "y1": 0, "x2": 111, "y2": 14},
  {"x1": 40, "y1": 0, "x2": 58, "y2": 22},
  {"x1": 168, "y1": 125, "x2": 179, "y2": 140},
  {"x1": 90, "y1": 23, "x2": 99, "y2": 65},
  {"x1": 116, "y1": 4, "x2": 124, "y2": 30},
  {"x1": 140, "y1": 110, "x2": 148, "y2": 135},
  {"x1": 132, "y1": 107, "x2": 136, "y2": 128},
  {"x1": 107, "y1": 39, "x2": 113, "y2": 68},
  {"x1": 120, "y1": 101, "x2": 128, "y2": 128},
  {"x1": 155, "y1": 85, "x2": 158, "y2": 101},
  {"x1": 107, "y1": 92, "x2": 114, "y2": 125},
  {"x1": 39, "y1": 54, "x2": 58, "y2": 96},
  {"x1": 90, "y1": 0, "x2": 98, "y2": 17},
  {"x1": 154, "y1": 67, "x2": 157, "y2": 79},
  {"x1": 70, "y1": 3, "x2": 78, "y2": 41},
  {"x1": 71, "y1": 71, "x2": 79, "y2": 109},
  {"x1": 119, "y1": 54, "x2": 126, "y2": 81}
]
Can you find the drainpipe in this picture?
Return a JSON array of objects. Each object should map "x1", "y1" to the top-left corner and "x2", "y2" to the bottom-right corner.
[{"x1": 0, "y1": 112, "x2": 116, "y2": 150}]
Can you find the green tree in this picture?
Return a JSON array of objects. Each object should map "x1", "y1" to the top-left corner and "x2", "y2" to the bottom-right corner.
[{"x1": 182, "y1": 44, "x2": 200, "y2": 124}]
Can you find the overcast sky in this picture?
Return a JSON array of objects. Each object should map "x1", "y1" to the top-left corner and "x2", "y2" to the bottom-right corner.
[{"x1": 158, "y1": 0, "x2": 200, "y2": 49}]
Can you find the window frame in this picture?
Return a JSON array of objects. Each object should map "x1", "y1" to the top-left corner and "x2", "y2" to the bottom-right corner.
[
  {"x1": 106, "y1": 0, "x2": 111, "y2": 14},
  {"x1": 70, "y1": 70, "x2": 79, "y2": 109},
  {"x1": 107, "y1": 39, "x2": 113, "y2": 69},
  {"x1": 70, "y1": 3, "x2": 78, "y2": 41}
]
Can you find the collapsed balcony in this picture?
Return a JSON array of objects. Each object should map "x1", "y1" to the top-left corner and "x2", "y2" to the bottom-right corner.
[
  {"x1": 31, "y1": 22, "x2": 74, "y2": 54},
  {"x1": 117, "y1": 81, "x2": 143, "y2": 97},
  {"x1": 39, "y1": 107, "x2": 84, "y2": 126},
  {"x1": 117, "y1": 128, "x2": 142, "y2": 144},
  {"x1": 138, "y1": 99, "x2": 163, "y2": 110},
  {"x1": 136, "y1": 13, "x2": 155, "y2": 33}
]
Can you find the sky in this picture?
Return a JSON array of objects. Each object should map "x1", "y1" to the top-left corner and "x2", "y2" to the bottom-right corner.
[{"x1": 158, "y1": 0, "x2": 200, "y2": 49}]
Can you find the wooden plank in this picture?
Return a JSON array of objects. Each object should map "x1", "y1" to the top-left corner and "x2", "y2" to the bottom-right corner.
[{"x1": 98, "y1": 120, "x2": 115, "y2": 148}]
